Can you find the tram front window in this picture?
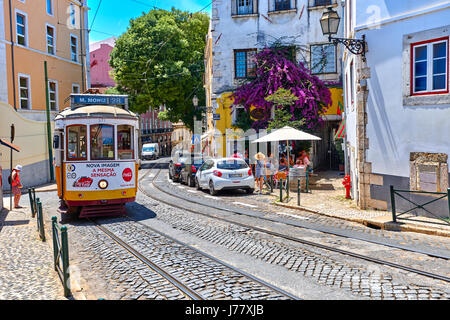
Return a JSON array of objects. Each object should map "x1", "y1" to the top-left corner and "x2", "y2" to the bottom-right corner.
[
  {"x1": 117, "y1": 125, "x2": 134, "y2": 160},
  {"x1": 67, "y1": 125, "x2": 87, "y2": 160},
  {"x1": 90, "y1": 124, "x2": 114, "y2": 160}
]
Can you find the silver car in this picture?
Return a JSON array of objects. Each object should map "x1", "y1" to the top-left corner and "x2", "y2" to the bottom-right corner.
[{"x1": 195, "y1": 158, "x2": 255, "y2": 195}]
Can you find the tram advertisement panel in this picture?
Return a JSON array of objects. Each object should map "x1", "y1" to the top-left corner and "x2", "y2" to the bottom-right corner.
[{"x1": 65, "y1": 162, "x2": 135, "y2": 191}]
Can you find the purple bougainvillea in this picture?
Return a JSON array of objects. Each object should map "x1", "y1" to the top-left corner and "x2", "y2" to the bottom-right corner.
[{"x1": 232, "y1": 47, "x2": 333, "y2": 131}]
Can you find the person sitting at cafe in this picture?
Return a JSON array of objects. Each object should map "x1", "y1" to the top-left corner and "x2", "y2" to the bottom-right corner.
[
  {"x1": 294, "y1": 159, "x2": 306, "y2": 172},
  {"x1": 279, "y1": 155, "x2": 288, "y2": 171}
]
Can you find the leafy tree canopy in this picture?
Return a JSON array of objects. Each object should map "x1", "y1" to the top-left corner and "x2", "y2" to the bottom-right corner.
[{"x1": 109, "y1": 8, "x2": 209, "y2": 131}]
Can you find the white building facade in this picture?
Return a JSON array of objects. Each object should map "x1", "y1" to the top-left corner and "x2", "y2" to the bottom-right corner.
[
  {"x1": 343, "y1": 0, "x2": 450, "y2": 215},
  {"x1": 210, "y1": 0, "x2": 345, "y2": 166}
]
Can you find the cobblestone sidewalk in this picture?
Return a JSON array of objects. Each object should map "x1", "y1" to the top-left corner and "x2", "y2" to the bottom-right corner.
[
  {"x1": 0, "y1": 203, "x2": 66, "y2": 300},
  {"x1": 259, "y1": 171, "x2": 450, "y2": 237}
]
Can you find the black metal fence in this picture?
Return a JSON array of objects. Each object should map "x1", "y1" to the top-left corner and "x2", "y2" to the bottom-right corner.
[
  {"x1": 389, "y1": 185, "x2": 450, "y2": 225},
  {"x1": 52, "y1": 216, "x2": 71, "y2": 297}
]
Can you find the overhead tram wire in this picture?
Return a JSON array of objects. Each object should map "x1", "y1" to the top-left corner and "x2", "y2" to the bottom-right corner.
[{"x1": 89, "y1": 0, "x2": 103, "y2": 33}]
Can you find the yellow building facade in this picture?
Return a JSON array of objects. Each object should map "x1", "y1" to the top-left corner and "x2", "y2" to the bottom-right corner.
[
  {"x1": 209, "y1": 89, "x2": 344, "y2": 158},
  {"x1": 0, "y1": 0, "x2": 90, "y2": 120},
  {"x1": 0, "y1": 0, "x2": 90, "y2": 189}
]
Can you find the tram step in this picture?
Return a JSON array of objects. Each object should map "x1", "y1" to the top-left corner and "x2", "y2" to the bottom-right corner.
[{"x1": 79, "y1": 205, "x2": 126, "y2": 218}]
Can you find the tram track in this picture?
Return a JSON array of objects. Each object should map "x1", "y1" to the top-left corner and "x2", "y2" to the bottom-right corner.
[
  {"x1": 137, "y1": 160, "x2": 450, "y2": 285},
  {"x1": 90, "y1": 219, "x2": 205, "y2": 300},
  {"x1": 89, "y1": 205, "x2": 299, "y2": 300}
]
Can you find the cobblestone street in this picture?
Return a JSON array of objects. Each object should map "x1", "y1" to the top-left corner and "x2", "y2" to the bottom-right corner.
[{"x1": 0, "y1": 204, "x2": 65, "y2": 300}]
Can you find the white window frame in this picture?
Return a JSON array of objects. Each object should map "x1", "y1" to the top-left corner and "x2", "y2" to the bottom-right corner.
[
  {"x1": 18, "y1": 73, "x2": 31, "y2": 110},
  {"x1": 46, "y1": 23, "x2": 56, "y2": 55},
  {"x1": 72, "y1": 83, "x2": 80, "y2": 93},
  {"x1": 237, "y1": 0, "x2": 253, "y2": 15},
  {"x1": 411, "y1": 37, "x2": 449, "y2": 95},
  {"x1": 46, "y1": 0, "x2": 54, "y2": 16},
  {"x1": 15, "y1": 9, "x2": 28, "y2": 47},
  {"x1": 70, "y1": 34, "x2": 78, "y2": 62},
  {"x1": 48, "y1": 79, "x2": 59, "y2": 111},
  {"x1": 70, "y1": 3, "x2": 76, "y2": 26}
]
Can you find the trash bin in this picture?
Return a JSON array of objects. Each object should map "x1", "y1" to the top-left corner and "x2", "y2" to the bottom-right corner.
[{"x1": 289, "y1": 167, "x2": 307, "y2": 192}]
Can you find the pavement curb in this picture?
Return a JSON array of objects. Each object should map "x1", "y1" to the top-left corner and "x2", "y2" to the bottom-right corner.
[{"x1": 273, "y1": 201, "x2": 450, "y2": 238}]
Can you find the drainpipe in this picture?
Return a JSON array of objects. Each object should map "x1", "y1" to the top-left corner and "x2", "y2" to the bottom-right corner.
[
  {"x1": 8, "y1": 0, "x2": 16, "y2": 110},
  {"x1": 79, "y1": 1, "x2": 86, "y2": 92}
]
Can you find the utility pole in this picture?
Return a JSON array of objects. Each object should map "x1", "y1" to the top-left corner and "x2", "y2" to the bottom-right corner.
[
  {"x1": 44, "y1": 61, "x2": 55, "y2": 181},
  {"x1": 10, "y1": 124, "x2": 14, "y2": 210}
]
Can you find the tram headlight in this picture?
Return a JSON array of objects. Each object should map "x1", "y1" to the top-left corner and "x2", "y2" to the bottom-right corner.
[{"x1": 98, "y1": 180, "x2": 108, "y2": 189}]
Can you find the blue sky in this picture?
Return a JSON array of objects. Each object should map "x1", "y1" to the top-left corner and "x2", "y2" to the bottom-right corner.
[{"x1": 87, "y1": 0, "x2": 212, "y2": 43}]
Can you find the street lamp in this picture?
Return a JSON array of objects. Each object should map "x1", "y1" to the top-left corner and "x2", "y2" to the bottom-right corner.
[
  {"x1": 320, "y1": 7, "x2": 366, "y2": 56},
  {"x1": 192, "y1": 95, "x2": 199, "y2": 107}
]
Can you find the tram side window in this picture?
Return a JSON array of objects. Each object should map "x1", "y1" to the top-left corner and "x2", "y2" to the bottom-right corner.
[
  {"x1": 90, "y1": 124, "x2": 115, "y2": 160},
  {"x1": 117, "y1": 125, "x2": 134, "y2": 160},
  {"x1": 67, "y1": 125, "x2": 87, "y2": 160}
]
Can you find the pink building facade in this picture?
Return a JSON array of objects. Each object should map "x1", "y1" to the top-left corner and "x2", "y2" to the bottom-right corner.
[
  {"x1": 89, "y1": 37, "x2": 116, "y2": 91},
  {"x1": 140, "y1": 105, "x2": 173, "y2": 156}
]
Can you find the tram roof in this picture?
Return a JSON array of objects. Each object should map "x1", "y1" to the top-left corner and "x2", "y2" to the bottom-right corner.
[{"x1": 55, "y1": 105, "x2": 138, "y2": 120}]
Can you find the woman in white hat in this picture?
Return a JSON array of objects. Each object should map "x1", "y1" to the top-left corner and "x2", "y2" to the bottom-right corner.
[
  {"x1": 254, "y1": 152, "x2": 266, "y2": 194},
  {"x1": 11, "y1": 165, "x2": 23, "y2": 209}
]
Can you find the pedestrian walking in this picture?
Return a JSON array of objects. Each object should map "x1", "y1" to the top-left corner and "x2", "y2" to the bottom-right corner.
[
  {"x1": 11, "y1": 165, "x2": 23, "y2": 209},
  {"x1": 254, "y1": 152, "x2": 266, "y2": 194}
]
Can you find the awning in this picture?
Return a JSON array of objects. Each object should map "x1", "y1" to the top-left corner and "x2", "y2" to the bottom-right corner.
[
  {"x1": 0, "y1": 139, "x2": 21, "y2": 152},
  {"x1": 334, "y1": 117, "x2": 345, "y2": 140}
]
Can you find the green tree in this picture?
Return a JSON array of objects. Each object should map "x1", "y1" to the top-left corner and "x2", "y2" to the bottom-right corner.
[
  {"x1": 265, "y1": 88, "x2": 304, "y2": 131},
  {"x1": 109, "y1": 9, "x2": 209, "y2": 131}
]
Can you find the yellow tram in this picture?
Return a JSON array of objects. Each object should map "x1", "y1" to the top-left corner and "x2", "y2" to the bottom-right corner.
[{"x1": 53, "y1": 94, "x2": 139, "y2": 218}]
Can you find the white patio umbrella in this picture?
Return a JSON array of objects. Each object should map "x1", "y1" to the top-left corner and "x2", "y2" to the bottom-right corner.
[{"x1": 251, "y1": 126, "x2": 321, "y2": 172}]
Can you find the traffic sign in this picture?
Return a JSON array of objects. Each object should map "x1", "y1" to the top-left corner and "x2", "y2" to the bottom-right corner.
[{"x1": 192, "y1": 134, "x2": 201, "y2": 145}]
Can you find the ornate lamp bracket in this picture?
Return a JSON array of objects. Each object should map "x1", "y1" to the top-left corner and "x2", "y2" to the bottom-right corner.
[{"x1": 329, "y1": 34, "x2": 366, "y2": 58}]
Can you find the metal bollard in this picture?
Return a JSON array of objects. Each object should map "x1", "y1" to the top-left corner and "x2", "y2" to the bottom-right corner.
[
  {"x1": 306, "y1": 171, "x2": 309, "y2": 193},
  {"x1": 36, "y1": 199, "x2": 45, "y2": 241},
  {"x1": 28, "y1": 189, "x2": 35, "y2": 217},
  {"x1": 61, "y1": 225, "x2": 70, "y2": 297},
  {"x1": 390, "y1": 185, "x2": 396, "y2": 223},
  {"x1": 286, "y1": 175, "x2": 290, "y2": 200},
  {"x1": 447, "y1": 188, "x2": 450, "y2": 221},
  {"x1": 297, "y1": 178, "x2": 300, "y2": 206},
  {"x1": 52, "y1": 216, "x2": 59, "y2": 270},
  {"x1": 279, "y1": 178, "x2": 283, "y2": 202},
  {"x1": 32, "y1": 188, "x2": 36, "y2": 216}
]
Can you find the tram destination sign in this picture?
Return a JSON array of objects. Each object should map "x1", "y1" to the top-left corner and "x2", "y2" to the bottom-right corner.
[{"x1": 70, "y1": 94, "x2": 128, "y2": 108}]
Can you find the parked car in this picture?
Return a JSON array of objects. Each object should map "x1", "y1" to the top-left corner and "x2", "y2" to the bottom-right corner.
[
  {"x1": 195, "y1": 158, "x2": 254, "y2": 195},
  {"x1": 141, "y1": 143, "x2": 159, "y2": 160},
  {"x1": 180, "y1": 156, "x2": 210, "y2": 187}
]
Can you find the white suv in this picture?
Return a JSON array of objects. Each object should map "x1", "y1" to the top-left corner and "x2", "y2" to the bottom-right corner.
[{"x1": 195, "y1": 158, "x2": 255, "y2": 195}]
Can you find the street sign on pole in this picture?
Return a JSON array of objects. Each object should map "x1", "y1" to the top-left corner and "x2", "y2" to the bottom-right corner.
[{"x1": 192, "y1": 134, "x2": 201, "y2": 146}]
